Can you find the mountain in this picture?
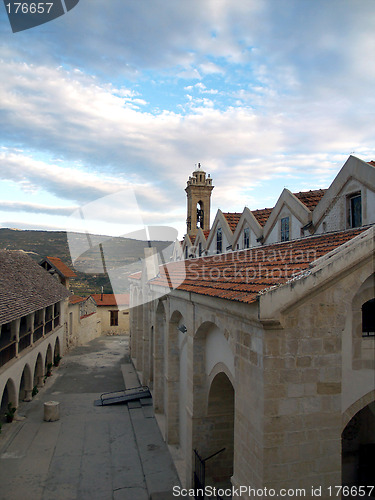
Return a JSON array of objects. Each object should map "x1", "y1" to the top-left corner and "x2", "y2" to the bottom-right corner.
[{"x1": 0, "y1": 228, "x2": 173, "y2": 296}]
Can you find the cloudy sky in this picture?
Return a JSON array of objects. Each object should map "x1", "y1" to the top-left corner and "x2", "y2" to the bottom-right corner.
[{"x1": 1, "y1": 0, "x2": 375, "y2": 238}]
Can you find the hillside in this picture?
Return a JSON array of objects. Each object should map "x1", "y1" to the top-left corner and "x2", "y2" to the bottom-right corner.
[{"x1": 0, "y1": 228, "x2": 172, "y2": 296}]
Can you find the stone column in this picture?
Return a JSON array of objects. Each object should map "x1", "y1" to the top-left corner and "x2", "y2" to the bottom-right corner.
[
  {"x1": 12, "y1": 318, "x2": 20, "y2": 357},
  {"x1": 23, "y1": 390, "x2": 33, "y2": 402},
  {"x1": 42, "y1": 307, "x2": 46, "y2": 336},
  {"x1": 29, "y1": 312, "x2": 35, "y2": 346},
  {"x1": 135, "y1": 302, "x2": 144, "y2": 372},
  {"x1": 142, "y1": 295, "x2": 150, "y2": 385},
  {"x1": 153, "y1": 300, "x2": 166, "y2": 413},
  {"x1": 165, "y1": 317, "x2": 180, "y2": 445}
]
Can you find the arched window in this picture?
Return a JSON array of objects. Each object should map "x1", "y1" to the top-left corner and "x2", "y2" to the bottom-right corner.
[
  {"x1": 197, "y1": 201, "x2": 204, "y2": 228},
  {"x1": 362, "y1": 298, "x2": 375, "y2": 337}
]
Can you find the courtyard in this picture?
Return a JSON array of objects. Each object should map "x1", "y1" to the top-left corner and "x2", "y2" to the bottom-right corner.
[{"x1": 0, "y1": 335, "x2": 179, "y2": 500}]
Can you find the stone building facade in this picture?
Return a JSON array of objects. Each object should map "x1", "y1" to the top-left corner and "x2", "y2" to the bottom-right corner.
[
  {"x1": 91, "y1": 293, "x2": 130, "y2": 336},
  {"x1": 0, "y1": 251, "x2": 69, "y2": 416},
  {"x1": 67, "y1": 294, "x2": 100, "y2": 348},
  {"x1": 130, "y1": 156, "x2": 375, "y2": 498}
]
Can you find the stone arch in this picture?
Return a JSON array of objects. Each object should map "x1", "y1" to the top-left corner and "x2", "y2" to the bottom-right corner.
[
  {"x1": 154, "y1": 300, "x2": 166, "y2": 414},
  {"x1": 45, "y1": 343, "x2": 53, "y2": 370},
  {"x1": 351, "y1": 273, "x2": 375, "y2": 370},
  {"x1": 197, "y1": 200, "x2": 205, "y2": 229},
  {"x1": 33, "y1": 352, "x2": 44, "y2": 388},
  {"x1": 167, "y1": 309, "x2": 186, "y2": 446},
  {"x1": 342, "y1": 393, "x2": 375, "y2": 487},
  {"x1": 343, "y1": 389, "x2": 375, "y2": 430},
  {"x1": 19, "y1": 363, "x2": 33, "y2": 402},
  {"x1": 53, "y1": 337, "x2": 61, "y2": 364},
  {"x1": 191, "y1": 320, "x2": 235, "y2": 486},
  {"x1": 0, "y1": 378, "x2": 18, "y2": 418},
  {"x1": 193, "y1": 321, "x2": 230, "y2": 415},
  {"x1": 204, "y1": 371, "x2": 235, "y2": 490},
  {"x1": 207, "y1": 361, "x2": 235, "y2": 392}
]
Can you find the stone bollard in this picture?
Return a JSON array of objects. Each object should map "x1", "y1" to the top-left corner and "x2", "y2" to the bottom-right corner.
[{"x1": 43, "y1": 401, "x2": 60, "y2": 422}]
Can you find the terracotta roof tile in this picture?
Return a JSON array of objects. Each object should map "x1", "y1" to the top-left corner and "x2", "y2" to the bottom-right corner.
[
  {"x1": 223, "y1": 212, "x2": 242, "y2": 231},
  {"x1": 368, "y1": 161, "x2": 375, "y2": 167},
  {"x1": 0, "y1": 250, "x2": 70, "y2": 324},
  {"x1": 251, "y1": 207, "x2": 273, "y2": 226},
  {"x1": 69, "y1": 295, "x2": 87, "y2": 305},
  {"x1": 91, "y1": 293, "x2": 129, "y2": 307},
  {"x1": 149, "y1": 228, "x2": 368, "y2": 304},
  {"x1": 293, "y1": 189, "x2": 327, "y2": 210},
  {"x1": 203, "y1": 230, "x2": 210, "y2": 239},
  {"x1": 42, "y1": 256, "x2": 76, "y2": 278}
]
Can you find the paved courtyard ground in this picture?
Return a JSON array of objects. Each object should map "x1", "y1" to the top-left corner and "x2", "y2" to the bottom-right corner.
[{"x1": 0, "y1": 335, "x2": 180, "y2": 500}]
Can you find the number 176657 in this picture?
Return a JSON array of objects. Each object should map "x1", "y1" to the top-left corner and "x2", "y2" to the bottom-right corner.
[
  {"x1": 327, "y1": 485, "x2": 374, "y2": 496},
  {"x1": 6, "y1": 3, "x2": 54, "y2": 14}
]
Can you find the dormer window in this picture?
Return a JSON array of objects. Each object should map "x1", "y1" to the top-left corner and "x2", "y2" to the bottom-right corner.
[
  {"x1": 243, "y1": 227, "x2": 250, "y2": 249},
  {"x1": 281, "y1": 217, "x2": 290, "y2": 242},
  {"x1": 362, "y1": 299, "x2": 375, "y2": 337},
  {"x1": 348, "y1": 193, "x2": 362, "y2": 228},
  {"x1": 216, "y1": 227, "x2": 222, "y2": 254}
]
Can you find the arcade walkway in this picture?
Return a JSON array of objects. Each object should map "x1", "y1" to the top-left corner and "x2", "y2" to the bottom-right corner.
[{"x1": 0, "y1": 335, "x2": 179, "y2": 500}]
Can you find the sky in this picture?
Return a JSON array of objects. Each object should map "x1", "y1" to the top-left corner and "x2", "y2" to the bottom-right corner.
[{"x1": 1, "y1": 0, "x2": 375, "y2": 240}]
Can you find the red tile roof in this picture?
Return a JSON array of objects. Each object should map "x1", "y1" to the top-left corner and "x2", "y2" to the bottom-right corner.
[
  {"x1": 91, "y1": 293, "x2": 130, "y2": 307},
  {"x1": 69, "y1": 295, "x2": 87, "y2": 305},
  {"x1": 149, "y1": 228, "x2": 367, "y2": 304},
  {"x1": 293, "y1": 189, "x2": 327, "y2": 211},
  {"x1": 368, "y1": 161, "x2": 375, "y2": 167},
  {"x1": 223, "y1": 213, "x2": 242, "y2": 231},
  {"x1": 250, "y1": 190, "x2": 327, "y2": 228},
  {"x1": 203, "y1": 230, "x2": 210, "y2": 239},
  {"x1": 251, "y1": 207, "x2": 273, "y2": 227},
  {"x1": 44, "y1": 256, "x2": 76, "y2": 278},
  {"x1": 0, "y1": 250, "x2": 70, "y2": 324}
]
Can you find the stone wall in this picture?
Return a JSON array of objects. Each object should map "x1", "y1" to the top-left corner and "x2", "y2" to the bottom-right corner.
[{"x1": 129, "y1": 230, "x2": 374, "y2": 498}]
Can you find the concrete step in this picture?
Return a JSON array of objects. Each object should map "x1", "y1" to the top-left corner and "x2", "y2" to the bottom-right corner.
[{"x1": 121, "y1": 363, "x2": 140, "y2": 389}]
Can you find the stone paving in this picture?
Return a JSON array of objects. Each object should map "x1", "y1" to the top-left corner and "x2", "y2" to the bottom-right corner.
[{"x1": 0, "y1": 335, "x2": 180, "y2": 500}]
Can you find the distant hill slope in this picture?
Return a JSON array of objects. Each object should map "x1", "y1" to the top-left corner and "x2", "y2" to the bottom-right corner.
[{"x1": 0, "y1": 228, "x2": 173, "y2": 296}]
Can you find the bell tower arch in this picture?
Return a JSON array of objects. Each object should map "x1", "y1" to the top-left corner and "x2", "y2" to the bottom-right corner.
[{"x1": 185, "y1": 163, "x2": 214, "y2": 236}]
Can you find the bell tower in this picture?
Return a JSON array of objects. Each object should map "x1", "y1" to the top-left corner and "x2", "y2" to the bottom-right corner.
[{"x1": 185, "y1": 163, "x2": 214, "y2": 236}]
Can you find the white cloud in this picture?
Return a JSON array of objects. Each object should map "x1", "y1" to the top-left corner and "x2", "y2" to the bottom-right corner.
[
  {"x1": 199, "y1": 61, "x2": 225, "y2": 75},
  {"x1": 0, "y1": 201, "x2": 78, "y2": 215},
  {"x1": 2, "y1": 0, "x2": 375, "y2": 234},
  {"x1": 0, "y1": 149, "x2": 148, "y2": 203},
  {"x1": 2, "y1": 55, "x2": 374, "y2": 217}
]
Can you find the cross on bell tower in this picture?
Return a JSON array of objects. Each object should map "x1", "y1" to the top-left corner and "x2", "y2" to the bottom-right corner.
[{"x1": 185, "y1": 163, "x2": 214, "y2": 236}]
